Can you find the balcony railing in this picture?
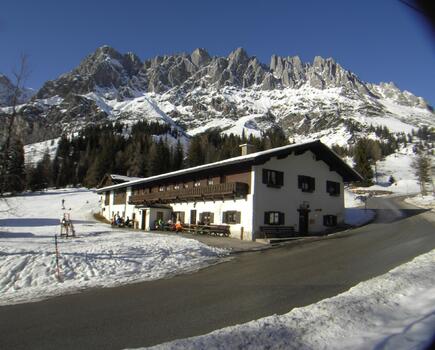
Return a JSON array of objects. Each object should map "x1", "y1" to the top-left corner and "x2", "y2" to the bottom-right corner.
[{"x1": 129, "y1": 182, "x2": 249, "y2": 205}]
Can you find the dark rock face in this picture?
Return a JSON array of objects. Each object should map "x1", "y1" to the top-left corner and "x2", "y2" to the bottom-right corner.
[{"x1": 1, "y1": 45, "x2": 432, "y2": 145}]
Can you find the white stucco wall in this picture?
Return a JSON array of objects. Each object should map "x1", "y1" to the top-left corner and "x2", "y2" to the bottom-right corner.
[
  {"x1": 252, "y1": 150, "x2": 344, "y2": 239},
  {"x1": 171, "y1": 194, "x2": 254, "y2": 240}
]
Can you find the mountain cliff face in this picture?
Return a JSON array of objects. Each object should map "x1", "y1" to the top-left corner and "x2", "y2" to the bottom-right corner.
[{"x1": 0, "y1": 46, "x2": 433, "y2": 146}]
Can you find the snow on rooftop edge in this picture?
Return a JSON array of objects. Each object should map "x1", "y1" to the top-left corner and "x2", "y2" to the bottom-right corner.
[{"x1": 97, "y1": 140, "x2": 346, "y2": 192}]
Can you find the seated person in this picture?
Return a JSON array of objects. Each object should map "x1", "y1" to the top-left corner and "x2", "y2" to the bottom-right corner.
[{"x1": 125, "y1": 217, "x2": 131, "y2": 227}]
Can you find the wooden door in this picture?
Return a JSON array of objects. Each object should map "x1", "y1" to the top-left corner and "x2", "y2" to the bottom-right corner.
[
  {"x1": 298, "y1": 209, "x2": 309, "y2": 234},
  {"x1": 141, "y1": 210, "x2": 147, "y2": 230},
  {"x1": 190, "y1": 210, "x2": 197, "y2": 224}
]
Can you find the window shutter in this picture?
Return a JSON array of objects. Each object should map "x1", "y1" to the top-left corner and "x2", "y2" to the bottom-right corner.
[
  {"x1": 262, "y1": 169, "x2": 268, "y2": 184},
  {"x1": 310, "y1": 177, "x2": 315, "y2": 191},
  {"x1": 279, "y1": 212, "x2": 285, "y2": 225},
  {"x1": 298, "y1": 175, "x2": 303, "y2": 189},
  {"x1": 210, "y1": 213, "x2": 214, "y2": 223},
  {"x1": 264, "y1": 212, "x2": 270, "y2": 224},
  {"x1": 235, "y1": 211, "x2": 241, "y2": 224},
  {"x1": 277, "y1": 172, "x2": 284, "y2": 186},
  {"x1": 222, "y1": 212, "x2": 227, "y2": 224}
]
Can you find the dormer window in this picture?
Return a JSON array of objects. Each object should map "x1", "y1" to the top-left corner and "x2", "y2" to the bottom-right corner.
[
  {"x1": 298, "y1": 175, "x2": 315, "y2": 192},
  {"x1": 262, "y1": 169, "x2": 284, "y2": 188},
  {"x1": 326, "y1": 181, "x2": 340, "y2": 196}
]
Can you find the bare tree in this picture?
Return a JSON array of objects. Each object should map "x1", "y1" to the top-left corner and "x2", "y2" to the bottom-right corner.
[{"x1": 0, "y1": 54, "x2": 30, "y2": 197}]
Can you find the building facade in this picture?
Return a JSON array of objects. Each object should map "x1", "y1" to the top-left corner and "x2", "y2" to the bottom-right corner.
[{"x1": 97, "y1": 141, "x2": 361, "y2": 241}]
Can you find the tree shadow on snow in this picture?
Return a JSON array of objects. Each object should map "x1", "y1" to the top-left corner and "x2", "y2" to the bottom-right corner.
[
  {"x1": 372, "y1": 208, "x2": 430, "y2": 223},
  {"x1": 0, "y1": 218, "x2": 94, "y2": 227}
]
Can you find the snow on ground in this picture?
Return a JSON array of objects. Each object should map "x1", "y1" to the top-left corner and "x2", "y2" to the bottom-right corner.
[
  {"x1": 0, "y1": 189, "x2": 228, "y2": 306},
  {"x1": 405, "y1": 194, "x2": 435, "y2": 211},
  {"x1": 140, "y1": 249, "x2": 435, "y2": 350},
  {"x1": 24, "y1": 138, "x2": 59, "y2": 165}
]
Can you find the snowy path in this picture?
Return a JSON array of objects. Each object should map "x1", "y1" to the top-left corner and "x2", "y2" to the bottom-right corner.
[{"x1": 0, "y1": 189, "x2": 228, "y2": 305}]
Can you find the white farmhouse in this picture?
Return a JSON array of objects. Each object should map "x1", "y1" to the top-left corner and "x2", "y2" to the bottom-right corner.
[{"x1": 96, "y1": 140, "x2": 361, "y2": 241}]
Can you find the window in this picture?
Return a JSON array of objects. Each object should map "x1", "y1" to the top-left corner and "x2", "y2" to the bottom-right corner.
[
  {"x1": 262, "y1": 169, "x2": 284, "y2": 188},
  {"x1": 199, "y1": 212, "x2": 214, "y2": 224},
  {"x1": 172, "y1": 211, "x2": 185, "y2": 223},
  {"x1": 183, "y1": 183, "x2": 189, "y2": 189},
  {"x1": 194, "y1": 180, "x2": 201, "y2": 187},
  {"x1": 326, "y1": 181, "x2": 340, "y2": 196},
  {"x1": 104, "y1": 192, "x2": 110, "y2": 205},
  {"x1": 159, "y1": 186, "x2": 165, "y2": 192},
  {"x1": 323, "y1": 215, "x2": 337, "y2": 227},
  {"x1": 298, "y1": 175, "x2": 315, "y2": 192},
  {"x1": 174, "y1": 184, "x2": 180, "y2": 190},
  {"x1": 264, "y1": 211, "x2": 284, "y2": 225},
  {"x1": 222, "y1": 211, "x2": 241, "y2": 224},
  {"x1": 207, "y1": 177, "x2": 214, "y2": 185}
]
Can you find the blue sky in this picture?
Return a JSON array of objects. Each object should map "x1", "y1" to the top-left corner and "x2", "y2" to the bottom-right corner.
[{"x1": 1, "y1": 0, "x2": 434, "y2": 105}]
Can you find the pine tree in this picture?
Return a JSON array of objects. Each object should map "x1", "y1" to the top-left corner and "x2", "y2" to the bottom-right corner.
[
  {"x1": 172, "y1": 140, "x2": 184, "y2": 170},
  {"x1": 353, "y1": 139, "x2": 373, "y2": 186},
  {"x1": 412, "y1": 152, "x2": 432, "y2": 195},
  {"x1": 2, "y1": 136, "x2": 26, "y2": 193}
]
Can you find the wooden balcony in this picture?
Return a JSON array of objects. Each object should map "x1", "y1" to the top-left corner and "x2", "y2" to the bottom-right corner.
[{"x1": 129, "y1": 182, "x2": 249, "y2": 205}]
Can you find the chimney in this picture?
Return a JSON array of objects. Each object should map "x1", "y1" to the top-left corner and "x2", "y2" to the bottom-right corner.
[{"x1": 239, "y1": 143, "x2": 256, "y2": 156}]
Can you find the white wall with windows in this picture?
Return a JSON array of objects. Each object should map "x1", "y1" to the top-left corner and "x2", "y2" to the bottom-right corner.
[
  {"x1": 171, "y1": 193, "x2": 254, "y2": 240},
  {"x1": 252, "y1": 150, "x2": 344, "y2": 239}
]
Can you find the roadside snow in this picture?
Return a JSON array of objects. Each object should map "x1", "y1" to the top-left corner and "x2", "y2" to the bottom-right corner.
[
  {"x1": 405, "y1": 194, "x2": 435, "y2": 211},
  {"x1": 0, "y1": 189, "x2": 228, "y2": 306},
  {"x1": 141, "y1": 249, "x2": 435, "y2": 350}
]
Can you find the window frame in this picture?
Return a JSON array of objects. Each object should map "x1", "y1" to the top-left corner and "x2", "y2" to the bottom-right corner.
[
  {"x1": 298, "y1": 175, "x2": 315, "y2": 193},
  {"x1": 264, "y1": 211, "x2": 285, "y2": 225},
  {"x1": 222, "y1": 211, "x2": 241, "y2": 224},
  {"x1": 326, "y1": 181, "x2": 340, "y2": 196},
  {"x1": 323, "y1": 215, "x2": 337, "y2": 227},
  {"x1": 262, "y1": 169, "x2": 284, "y2": 188}
]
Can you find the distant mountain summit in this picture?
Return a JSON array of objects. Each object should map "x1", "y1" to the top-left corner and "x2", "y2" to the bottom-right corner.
[
  {"x1": 0, "y1": 74, "x2": 34, "y2": 107},
  {"x1": 0, "y1": 46, "x2": 433, "y2": 145}
]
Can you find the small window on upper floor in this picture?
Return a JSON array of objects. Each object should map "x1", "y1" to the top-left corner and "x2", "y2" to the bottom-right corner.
[
  {"x1": 183, "y1": 183, "x2": 189, "y2": 189},
  {"x1": 262, "y1": 169, "x2": 284, "y2": 188},
  {"x1": 207, "y1": 177, "x2": 214, "y2": 185},
  {"x1": 159, "y1": 186, "x2": 165, "y2": 192},
  {"x1": 326, "y1": 181, "x2": 340, "y2": 196},
  {"x1": 174, "y1": 184, "x2": 180, "y2": 190},
  {"x1": 298, "y1": 175, "x2": 315, "y2": 193},
  {"x1": 194, "y1": 180, "x2": 201, "y2": 187}
]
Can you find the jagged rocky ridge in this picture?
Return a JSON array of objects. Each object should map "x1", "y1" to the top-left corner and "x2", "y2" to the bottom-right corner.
[{"x1": 1, "y1": 46, "x2": 433, "y2": 145}]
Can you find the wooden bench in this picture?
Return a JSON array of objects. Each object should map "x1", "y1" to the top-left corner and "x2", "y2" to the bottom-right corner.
[
  {"x1": 182, "y1": 224, "x2": 230, "y2": 237},
  {"x1": 259, "y1": 226, "x2": 296, "y2": 239}
]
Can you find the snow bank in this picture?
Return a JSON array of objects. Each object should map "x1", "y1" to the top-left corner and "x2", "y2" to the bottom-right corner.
[
  {"x1": 142, "y1": 250, "x2": 435, "y2": 350},
  {"x1": 405, "y1": 194, "x2": 435, "y2": 211},
  {"x1": 0, "y1": 189, "x2": 228, "y2": 305}
]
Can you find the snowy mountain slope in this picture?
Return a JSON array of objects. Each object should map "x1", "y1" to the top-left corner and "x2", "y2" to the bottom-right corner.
[{"x1": 0, "y1": 46, "x2": 433, "y2": 148}]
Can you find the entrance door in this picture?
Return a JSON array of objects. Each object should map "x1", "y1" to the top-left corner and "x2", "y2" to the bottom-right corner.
[
  {"x1": 141, "y1": 210, "x2": 147, "y2": 230},
  {"x1": 298, "y1": 209, "x2": 309, "y2": 234},
  {"x1": 190, "y1": 210, "x2": 197, "y2": 225}
]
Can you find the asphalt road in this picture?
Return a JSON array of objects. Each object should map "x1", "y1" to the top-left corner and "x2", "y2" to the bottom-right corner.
[{"x1": 0, "y1": 197, "x2": 434, "y2": 350}]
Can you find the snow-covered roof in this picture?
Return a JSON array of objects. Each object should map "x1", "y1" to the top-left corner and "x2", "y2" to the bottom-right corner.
[
  {"x1": 110, "y1": 174, "x2": 142, "y2": 182},
  {"x1": 97, "y1": 140, "x2": 362, "y2": 193}
]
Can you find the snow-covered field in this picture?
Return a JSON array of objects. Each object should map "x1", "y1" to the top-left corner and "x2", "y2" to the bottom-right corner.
[
  {"x1": 141, "y1": 249, "x2": 435, "y2": 350},
  {"x1": 0, "y1": 189, "x2": 228, "y2": 306}
]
